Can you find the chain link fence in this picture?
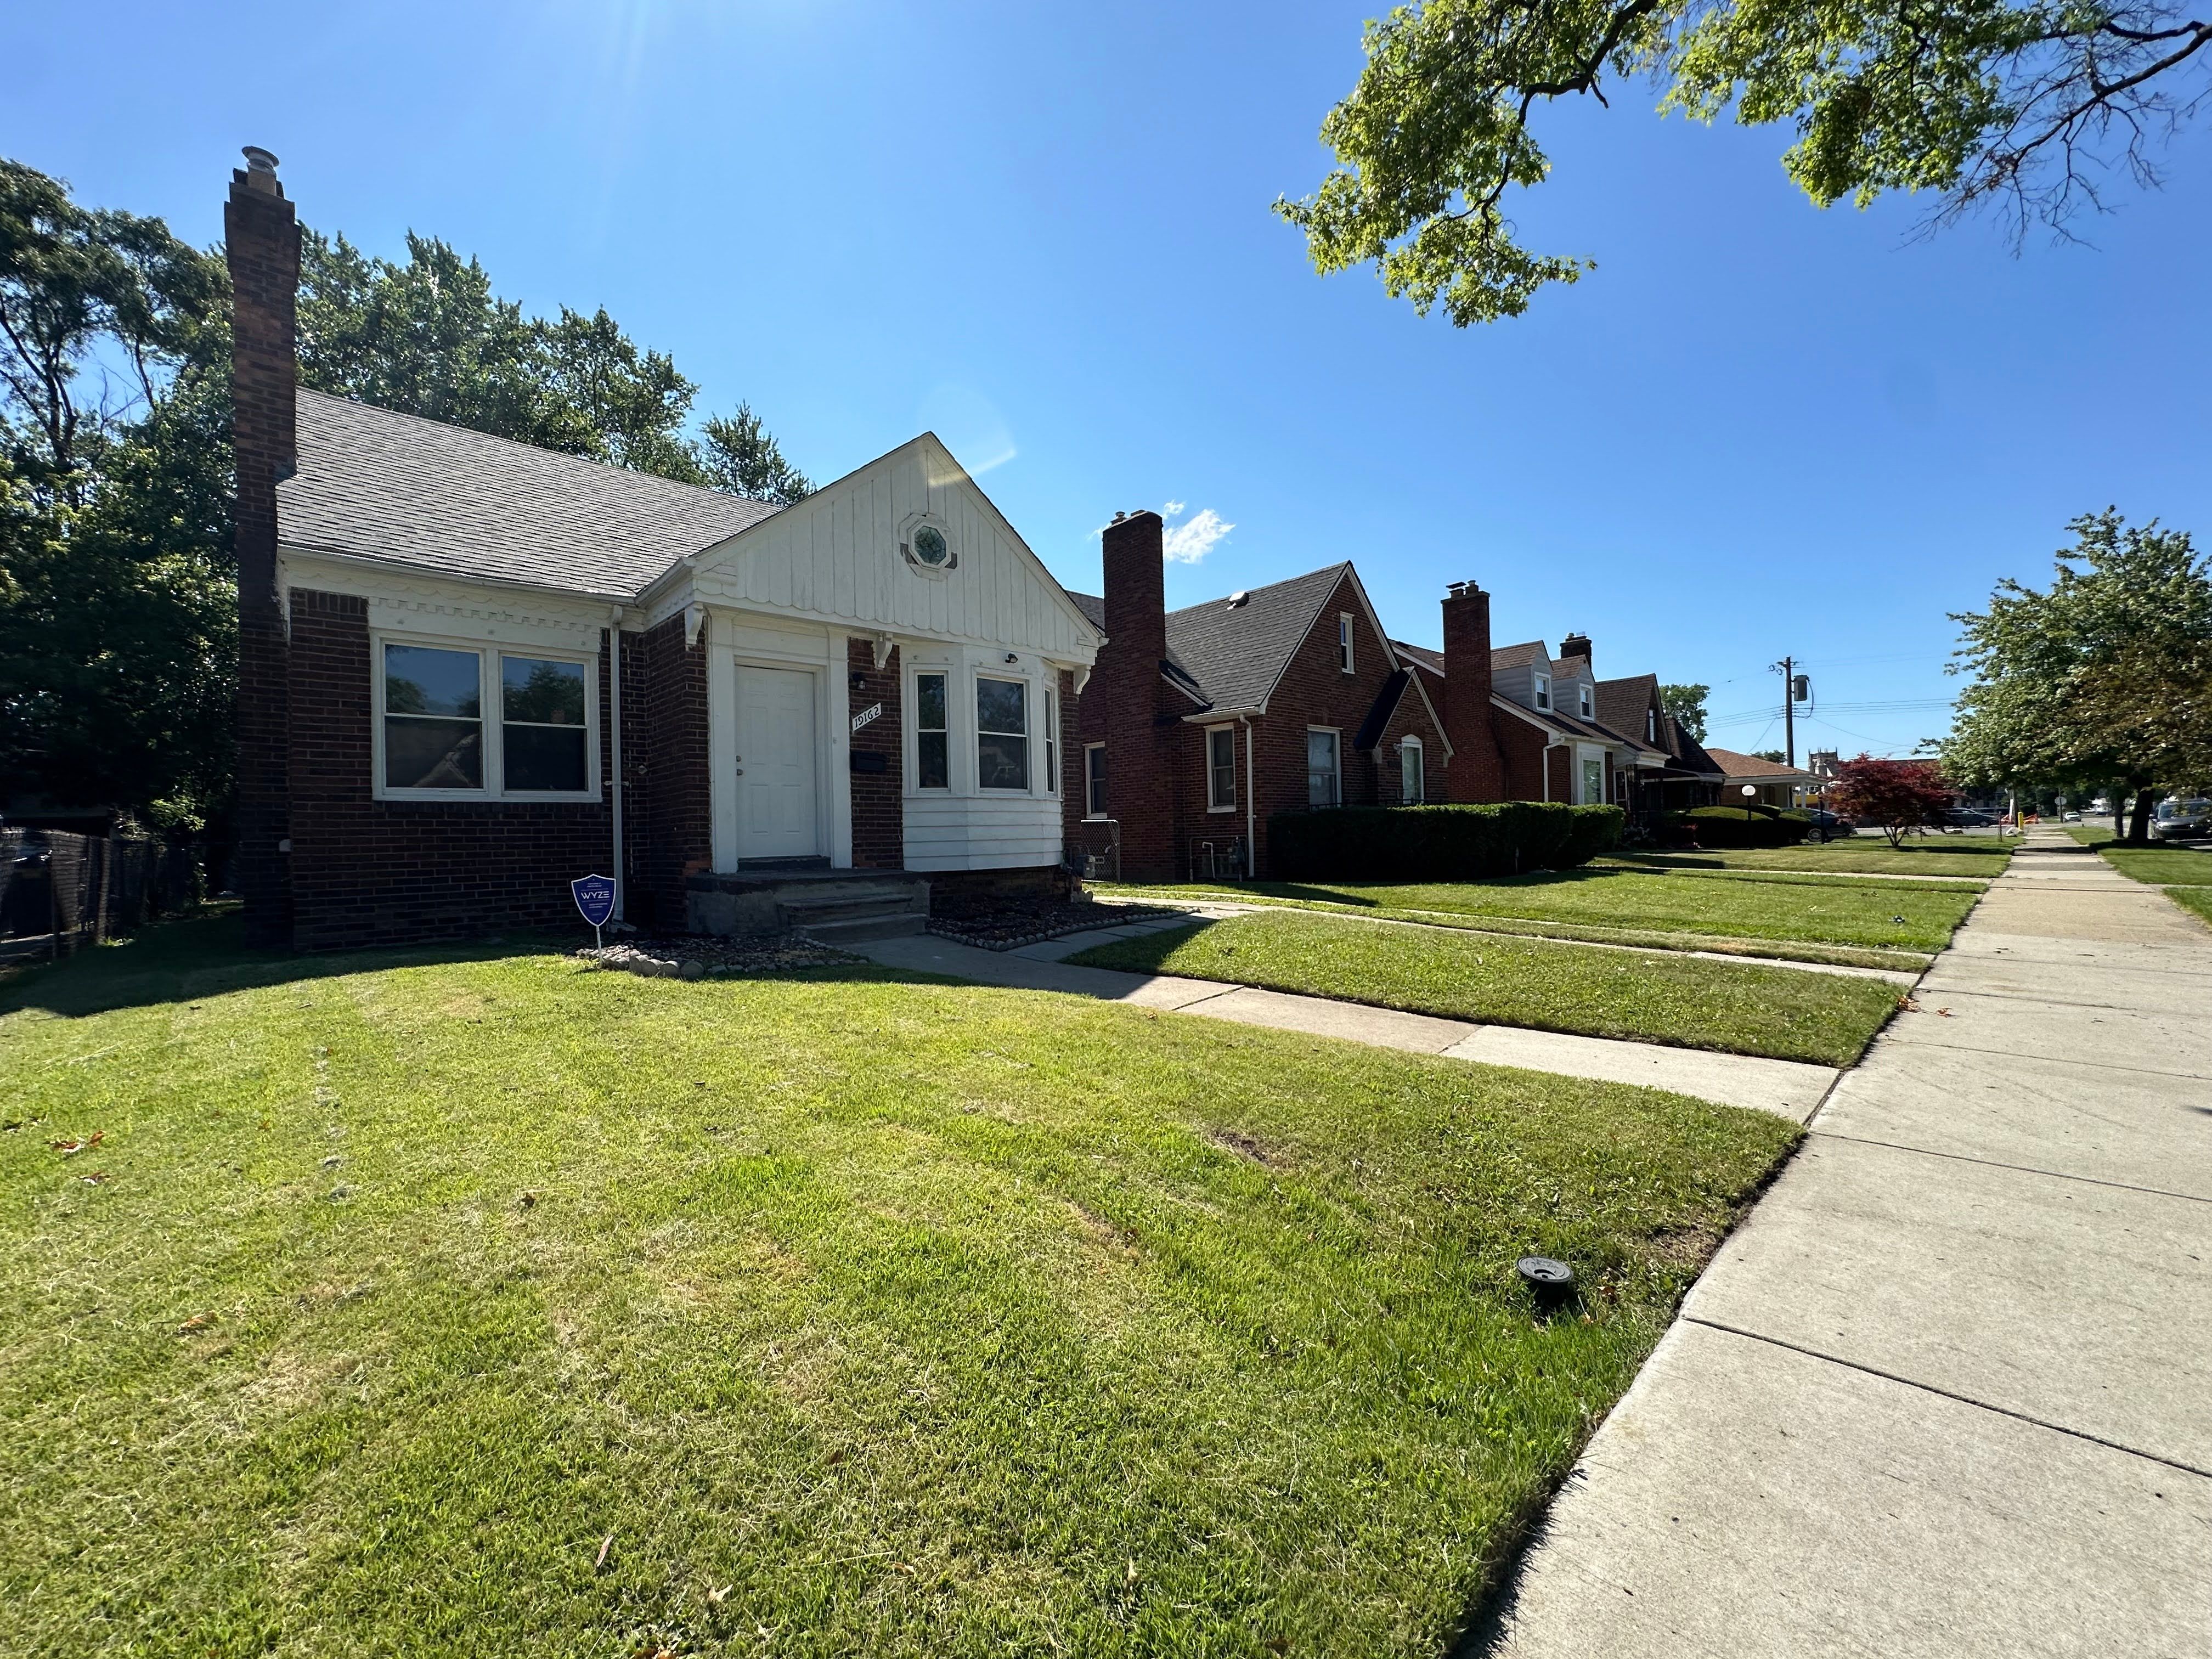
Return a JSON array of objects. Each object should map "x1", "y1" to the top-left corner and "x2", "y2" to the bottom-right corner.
[{"x1": 1, "y1": 829, "x2": 203, "y2": 963}]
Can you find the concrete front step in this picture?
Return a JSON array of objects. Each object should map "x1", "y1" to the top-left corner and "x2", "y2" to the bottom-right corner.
[
  {"x1": 795, "y1": 911, "x2": 930, "y2": 944},
  {"x1": 686, "y1": 867, "x2": 930, "y2": 937}
]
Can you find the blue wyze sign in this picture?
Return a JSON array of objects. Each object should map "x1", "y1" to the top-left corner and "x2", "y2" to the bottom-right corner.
[{"x1": 571, "y1": 874, "x2": 617, "y2": 944}]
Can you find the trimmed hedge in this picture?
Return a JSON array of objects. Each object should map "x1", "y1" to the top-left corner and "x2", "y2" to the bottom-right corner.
[
  {"x1": 1670, "y1": 805, "x2": 1813, "y2": 849},
  {"x1": 1267, "y1": 803, "x2": 1624, "y2": 881}
]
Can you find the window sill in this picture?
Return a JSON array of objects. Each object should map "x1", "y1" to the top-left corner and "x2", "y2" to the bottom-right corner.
[
  {"x1": 373, "y1": 790, "x2": 600, "y2": 805},
  {"x1": 1206, "y1": 804, "x2": 1238, "y2": 814}
]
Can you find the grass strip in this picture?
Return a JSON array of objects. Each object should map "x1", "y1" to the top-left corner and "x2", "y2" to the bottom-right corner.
[
  {"x1": 2164, "y1": 885, "x2": 2212, "y2": 928},
  {"x1": 1070, "y1": 910, "x2": 1900, "y2": 1066},
  {"x1": 1102, "y1": 866, "x2": 1976, "y2": 952},
  {"x1": 1096, "y1": 887, "x2": 1931, "y2": 973},
  {"x1": 0, "y1": 913, "x2": 1796, "y2": 1657},
  {"x1": 1607, "y1": 842, "x2": 2013, "y2": 879}
]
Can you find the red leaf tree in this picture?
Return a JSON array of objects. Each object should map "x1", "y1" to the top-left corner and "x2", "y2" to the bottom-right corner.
[{"x1": 1829, "y1": 756, "x2": 1957, "y2": 848}]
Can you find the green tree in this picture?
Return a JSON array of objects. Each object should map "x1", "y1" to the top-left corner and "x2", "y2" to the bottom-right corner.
[
  {"x1": 1660, "y1": 681, "x2": 1708, "y2": 741},
  {"x1": 2, "y1": 157, "x2": 809, "y2": 827},
  {"x1": 1945, "y1": 510, "x2": 2212, "y2": 843},
  {"x1": 697, "y1": 403, "x2": 813, "y2": 504},
  {"x1": 1278, "y1": 0, "x2": 2212, "y2": 324}
]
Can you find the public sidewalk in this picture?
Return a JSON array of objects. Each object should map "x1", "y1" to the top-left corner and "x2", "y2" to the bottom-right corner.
[
  {"x1": 855, "y1": 918, "x2": 1840, "y2": 1121},
  {"x1": 1477, "y1": 829, "x2": 2212, "y2": 1657}
]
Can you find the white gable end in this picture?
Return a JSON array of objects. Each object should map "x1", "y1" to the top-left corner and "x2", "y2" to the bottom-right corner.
[{"x1": 684, "y1": 435, "x2": 1099, "y2": 663}]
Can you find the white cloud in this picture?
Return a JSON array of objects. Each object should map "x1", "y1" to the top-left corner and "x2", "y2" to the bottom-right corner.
[
  {"x1": 1162, "y1": 506, "x2": 1233, "y2": 565},
  {"x1": 1162, "y1": 499, "x2": 1186, "y2": 515}
]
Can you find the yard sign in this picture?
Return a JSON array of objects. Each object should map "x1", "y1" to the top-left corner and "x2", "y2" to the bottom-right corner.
[{"x1": 571, "y1": 874, "x2": 617, "y2": 947}]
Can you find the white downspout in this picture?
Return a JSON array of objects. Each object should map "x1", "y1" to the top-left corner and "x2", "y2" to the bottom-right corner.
[
  {"x1": 1241, "y1": 715, "x2": 1256, "y2": 878},
  {"x1": 608, "y1": 606, "x2": 626, "y2": 919}
]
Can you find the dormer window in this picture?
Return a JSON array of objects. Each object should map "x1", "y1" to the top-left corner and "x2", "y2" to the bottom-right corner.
[
  {"x1": 1578, "y1": 684, "x2": 1593, "y2": 719},
  {"x1": 1534, "y1": 673, "x2": 1550, "y2": 711},
  {"x1": 1647, "y1": 707, "x2": 1657, "y2": 742},
  {"x1": 1338, "y1": 614, "x2": 1355, "y2": 674}
]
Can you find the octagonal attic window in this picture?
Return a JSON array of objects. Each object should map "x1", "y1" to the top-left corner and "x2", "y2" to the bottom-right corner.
[{"x1": 912, "y1": 524, "x2": 949, "y2": 567}]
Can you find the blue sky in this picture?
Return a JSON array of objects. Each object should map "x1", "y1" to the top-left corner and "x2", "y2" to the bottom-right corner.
[{"x1": 9, "y1": 1, "x2": 2208, "y2": 758}]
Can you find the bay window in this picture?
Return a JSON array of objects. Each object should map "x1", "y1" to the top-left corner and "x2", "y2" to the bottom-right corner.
[
  {"x1": 976, "y1": 676, "x2": 1028, "y2": 790},
  {"x1": 915, "y1": 672, "x2": 949, "y2": 788}
]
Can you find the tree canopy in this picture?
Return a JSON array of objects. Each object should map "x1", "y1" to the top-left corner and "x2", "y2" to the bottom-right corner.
[
  {"x1": 1660, "y1": 681, "x2": 1709, "y2": 741},
  {"x1": 1, "y1": 157, "x2": 811, "y2": 831},
  {"x1": 1944, "y1": 509, "x2": 2212, "y2": 840},
  {"x1": 1278, "y1": 0, "x2": 2212, "y2": 323}
]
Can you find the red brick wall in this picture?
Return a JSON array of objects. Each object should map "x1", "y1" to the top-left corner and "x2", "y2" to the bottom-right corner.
[
  {"x1": 1087, "y1": 513, "x2": 1182, "y2": 879},
  {"x1": 847, "y1": 637, "x2": 904, "y2": 869},
  {"x1": 285, "y1": 587, "x2": 622, "y2": 950},
  {"x1": 1440, "y1": 583, "x2": 1504, "y2": 804},
  {"x1": 1376, "y1": 682, "x2": 1449, "y2": 805},
  {"x1": 628, "y1": 614, "x2": 711, "y2": 929},
  {"x1": 1494, "y1": 706, "x2": 1554, "y2": 803},
  {"x1": 227, "y1": 165, "x2": 302, "y2": 947}
]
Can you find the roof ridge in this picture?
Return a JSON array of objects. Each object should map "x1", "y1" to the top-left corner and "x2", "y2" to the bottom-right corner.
[
  {"x1": 296, "y1": 387, "x2": 780, "y2": 511},
  {"x1": 1164, "y1": 560, "x2": 1346, "y2": 620}
]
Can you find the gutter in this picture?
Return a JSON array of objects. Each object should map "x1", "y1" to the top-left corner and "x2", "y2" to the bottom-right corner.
[{"x1": 609, "y1": 606, "x2": 626, "y2": 919}]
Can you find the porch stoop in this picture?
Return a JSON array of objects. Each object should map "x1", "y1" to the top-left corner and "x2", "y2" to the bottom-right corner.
[{"x1": 685, "y1": 868, "x2": 930, "y2": 943}]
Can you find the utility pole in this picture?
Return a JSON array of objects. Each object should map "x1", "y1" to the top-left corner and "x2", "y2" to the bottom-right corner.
[{"x1": 1771, "y1": 658, "x2": 1809, "y2": 768}]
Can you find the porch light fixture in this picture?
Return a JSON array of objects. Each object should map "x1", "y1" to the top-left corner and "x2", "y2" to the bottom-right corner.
[{"x1": 1004, "y1": 652, "x2": 1019, "y2": 664}]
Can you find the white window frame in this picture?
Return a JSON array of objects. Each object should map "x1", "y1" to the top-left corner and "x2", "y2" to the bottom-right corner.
[
  {"x1": 1533, "y1": 672, "x2": 1551, "y2": 711},
  {"x1": 1206, "y1": 724, "x2": 1237, "y2": 812},
  {"x1": 1084, "y1": 742, "x2": 1108, "y2": 819},
  {"x1": 1578, "y1": 749, "x2": 1605, "y2": 805},
  {"x1": 1044, "y1": 685, "x2": 1059, "y2": 795},
  {"x1": 1399, "y1": 737, "x2": 1425, "y2": 804},
  {"x1": 1578, "y1": 683, "x2": 1594, "y2": 718},
  {"x1": 371, "y1": 627, "x2": 600, "y2": 804},
  {"x1": 1647, "y1": 707, "x2": 1658, "y2": 742},
  {"x1": 974, "y1": 673, "x2": 1030, "y2": 792},
  {"x1": 1338, "y1": 613, "x2": 1355, "y2": 674},
  {"x1": 1306, "y1": 725, "x2": 1341, "y2": 808},
  {"x1": 910, "y1": 667, "x2": 952, "y2": 792}
]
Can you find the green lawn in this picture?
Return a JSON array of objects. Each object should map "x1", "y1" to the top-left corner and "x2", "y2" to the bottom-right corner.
[
  {"x1": 2167, "y1": 886, "x2": 2212, "y2": 928},
  {"x1": 2099, "y1": 846, "x2": 2212, "y2": 887},
  {"x1": 1105, "y1": 866, "x2": 1978, "y2": 953},
  {"x1": 0, "y1": 915, "x2": 1796, "y2": 1658},
  {"x1": 1069, "y1": 911, "x2": 1900, "y2": 1066},
  {"x1": 1607, "y1": 839, "x2": 2013, "y2": 879}
]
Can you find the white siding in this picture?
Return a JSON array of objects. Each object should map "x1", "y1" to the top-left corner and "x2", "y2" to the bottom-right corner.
[
  {"x1": 687, "y1": 436, "x2": 1098, "y2": 664},
  {"x1": 901, "y1": 794, "x2": 1063, "y2": 872}
]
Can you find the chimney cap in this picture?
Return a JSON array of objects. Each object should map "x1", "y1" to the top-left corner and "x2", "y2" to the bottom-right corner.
[{"x1": 239, "y1": 146, "x2": 281, "y2": 195}]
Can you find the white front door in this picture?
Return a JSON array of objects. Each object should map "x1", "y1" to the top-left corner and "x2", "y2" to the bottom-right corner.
[{"x1": 736, "y1": 665, "x2": 819, "y2": 860}]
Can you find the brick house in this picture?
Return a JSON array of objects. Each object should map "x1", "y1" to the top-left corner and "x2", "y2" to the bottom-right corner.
[
  {"x1": 1063, "y1": 512, "x2": 1451, "y2": 881},
  {"x1": 1702, "y1": 748, "x2": 1826, "y2": 809},
  {"x1": 225, "y1": 151, "x2": 1099, "y2": 950}
]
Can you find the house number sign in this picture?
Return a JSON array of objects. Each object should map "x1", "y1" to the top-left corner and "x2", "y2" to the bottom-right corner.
[{"x1": 850, "y1": 702, "x2": 883, "y2": 732}]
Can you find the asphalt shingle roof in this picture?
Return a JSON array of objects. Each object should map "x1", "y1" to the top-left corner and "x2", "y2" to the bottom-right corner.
[
  {"x1": 1595, "y1": 674, "x2": 1659, "y2": 744},
  {"x1": 1491, "y1": 640, "x2": 1547, "y2": 671},
  {"x1": 1705, "y1": 746, "x2": 1825, "y2": 782},
  {"x1": 276, "y1": 390, "x2": 783, "y2": 597},
  {"x1": 1068, "y1": 563, "x2": 1352, "y2": 713}
]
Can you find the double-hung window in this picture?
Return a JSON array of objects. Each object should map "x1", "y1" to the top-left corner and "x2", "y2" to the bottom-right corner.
[
  {"x1": 1044, "y1": 686, "x2": 1059, "y2": 794},
  {"x1": 1085, "y1": 743, "x2": 1107, "y2": 817},
  {"x1": 380, "y1": 640, "x2": 592, "y2": 798},
  {"x1": 914, "y1": 672, "x2": 950, "y2": 788},
  {"x1": 1206, "y1": 726, "x2": 1236, "y2": 811},
  {"x1": 1533, "y1": 673, "x2": 1551, "y2": 711},
  {"x1": 1338, "y1": 613, "x2": 1355, "y2": 674},
  {"x1": 1306, "y1": 728, "x2": 1340, "y2": 808},
  {"x1": 1400, "y1": 738, "x2": 1425, "y2": 804},
  {"x1": 976, "y1": 677, "x2": 1028, "y2": 790},
  {"x1": 1578, "y1": 684, "x2": 1594, "y2": 719}
]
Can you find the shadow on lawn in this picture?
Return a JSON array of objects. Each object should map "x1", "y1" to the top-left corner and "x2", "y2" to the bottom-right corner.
[
  {"x1": 0, "y1": 909, "x2": 595, "y2": 1021},
  {"x1": 0, "y1": 908, "x2": 938, "y2": 1022}
]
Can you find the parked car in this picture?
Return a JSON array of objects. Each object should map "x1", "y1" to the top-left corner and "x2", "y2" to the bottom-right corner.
[
  {"x1": 1801, "y1": 809, "x2": 1857, "y2": 839},
  {"x1": 1941, "y1": 808, "x2": 2000, "y2": 828},
  {"x1": 2062, "y1": 810, "x2": 2083, "y2": 822},
  {"x1": 2152, "y1": 798, "x2": 2212, "y2": 841}
]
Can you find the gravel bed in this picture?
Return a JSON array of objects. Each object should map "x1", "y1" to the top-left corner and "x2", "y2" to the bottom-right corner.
[
  {"x1": 926, "y1": 900, "x2": 1187, "y2": 952},
  {"x1": 577, "y1": 934, "x2": 857, "y2": 979}
]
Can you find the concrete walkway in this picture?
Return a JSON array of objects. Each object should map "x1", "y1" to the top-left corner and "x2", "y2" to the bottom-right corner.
[
  {"x1": 855, "y1": 919, "x2": 1841, "y2": 1121},
  {"x1": 1477, "y1": 829, "x2": 2212, "y2": 1657}
]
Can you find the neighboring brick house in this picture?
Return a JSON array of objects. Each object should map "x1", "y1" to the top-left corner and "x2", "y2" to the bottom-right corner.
[
  {"x1": 1594, "y1": 673, "x2": 1726, "y2": 815},
  {"x1": 224, "y1": 150, "x2": 1099, "y2": 950},
  {"x1": 1064, "y1": 513, "x2": 1451, "y2": 881},
  {"x1": 1393, "y1": 620, "x2": 1675, "y2": 817},
  {"x1": 1703, "y1": 748, "x2": 1826, "y2": 809}
]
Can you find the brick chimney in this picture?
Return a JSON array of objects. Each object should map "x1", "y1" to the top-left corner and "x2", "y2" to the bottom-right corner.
[
  {"x1": 1441, "y1": 580, "x2": 1503, "y2": 803},
  {"x1": 1095, "y1": 511, "x2": 1177, "y2": 877},
  {"x1": 1559, "y1": 632, "x2": 1592, "y2": 665},
  {"x1": 226, "y1": 145, "x2": 300, "y2": 948}
]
